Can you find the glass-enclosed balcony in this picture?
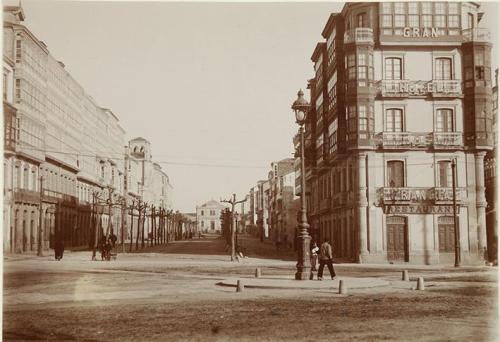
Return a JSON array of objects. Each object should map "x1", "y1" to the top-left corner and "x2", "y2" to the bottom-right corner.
[
  {"x1": 462, "y1": 28, "x2": 491, "y2": 43},
  {"x1": 344, "y1": 28, "x2": 374, "y2": 44}
]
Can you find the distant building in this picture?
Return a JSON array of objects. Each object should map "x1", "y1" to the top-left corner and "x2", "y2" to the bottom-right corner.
[
  {"x1": 196, "y1": 200, "x2": 226, "y2": 233},
  {"x1": 267, "y1": 158, "x2": 298, "y2": 249}
]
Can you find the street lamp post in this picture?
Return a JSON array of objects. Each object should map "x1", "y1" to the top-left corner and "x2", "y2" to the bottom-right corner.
[
  {"x1": 452, "y1": 160, "x2": 460, "y2": 267},
  {"x1": 292, "y1": 89, "x2": 311, "y2": 280}
]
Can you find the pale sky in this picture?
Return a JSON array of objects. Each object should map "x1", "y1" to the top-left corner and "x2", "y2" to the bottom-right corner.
[{"x1": 6, "y1": 1, "x2": 500, "y2": 213}]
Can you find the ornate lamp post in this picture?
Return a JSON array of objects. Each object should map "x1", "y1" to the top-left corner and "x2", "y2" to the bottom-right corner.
[{"x1": 292, "y1": 89, "x2": 311, "y2": 280}]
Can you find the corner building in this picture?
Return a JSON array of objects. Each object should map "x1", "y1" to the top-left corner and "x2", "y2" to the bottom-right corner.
[{"x1": 304, "y1": 2, "x2": 493, "y2": 265}]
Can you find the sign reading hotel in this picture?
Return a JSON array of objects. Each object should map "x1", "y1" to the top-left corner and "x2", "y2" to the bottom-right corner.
[{"x1": 403, "y1": 27, "x2": 439, "y2": 38}]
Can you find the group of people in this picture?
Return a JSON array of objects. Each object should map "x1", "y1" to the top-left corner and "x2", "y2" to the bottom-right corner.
[
  {"x1": 92, "y1": 233, "x2": 117, "y2": 261},
  {"x1": 310, "y1": 239, "x2": 337, "y2": 280}
]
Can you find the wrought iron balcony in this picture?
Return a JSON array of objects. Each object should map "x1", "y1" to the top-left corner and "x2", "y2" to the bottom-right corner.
[
  {"x1": 377, "y1": 187, "x2": 466, "y2": 204},
  {"x1": 428, "y1": 80, "x2": 462, "y2": 97},
  {"x1": 344, "y1": 28, "x2": 374, "y2": 44},
  {"x1": 462, "y1": 28, "x2": 491, "y2": 43},
  {"x1": 319, "y1": 198, "x2": 331, "y2": 212},
  {"x1": 432, "y1": 132, "x2": 463, "y2": 148},
  {"x1": 377, "y1": 80, "x2": 462, "y2": 98},
  {"x1": 376, "y1": 132, "x2": 431, "y2": 149}
]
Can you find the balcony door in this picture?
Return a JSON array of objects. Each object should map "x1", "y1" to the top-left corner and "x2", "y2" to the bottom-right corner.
[
  {"x1": 435, "y1": 58, "x2": 452, "y2": 80},
  {"x1": 438, "y1": 161, "x2": 453, "y2": 187},
  {"x1": 387, "y1": 216, "x2": 409, "y2": 262},
  {"x1": 386, "y1": 108, "x2": 403, "y2": 132},
  {"x1": 387, "y1": 160, "x2": 405, "y2": 187},
  {"x1": 436, "y1": 109, "x2": 454, "y2": 132},
  {"x1": 384, "y1": 58, "x2": 402, "y2": 80}
]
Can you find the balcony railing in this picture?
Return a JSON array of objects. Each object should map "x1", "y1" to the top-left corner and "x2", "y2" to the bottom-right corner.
[
  {"x1": 377, "y1": 80, "x2": 462, "y2": 98},
  {"x1": 432, "y1": 132, "x2": 463, "y2": 148},
  {"x1": 344, "y1": 28, "x2": 374, "y2": 44},
  {"x1": 462, "y1": 28, "x2": 491, "y2": 43},
  {"x1": 377, "y1": 132, "x2": 431, "y2": 149},
  {"x1": 377, "y1": 132, "x2": 463, "y2": 149},
  {"x1": 377, "y1": 187, "x2": 466, "y2": 204},
  {"x1": 320, "y1": 198, "x2": 331, "y2": 212}
]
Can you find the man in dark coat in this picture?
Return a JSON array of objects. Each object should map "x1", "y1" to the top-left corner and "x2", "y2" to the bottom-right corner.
[
  {"x1": 318, "y1": 238, "x2": 336, "y2": 280},
  {"x1": 54, "y1": 238, "x2": 64, "y2": 260}
]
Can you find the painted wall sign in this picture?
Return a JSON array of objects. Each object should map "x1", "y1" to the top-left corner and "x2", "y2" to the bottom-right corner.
[
  {"x1": 385, "y1": 205, "x2": 459, "y2": 215},
  {"x1": 403, "y1": 27, "x2": 439, "y2": 38}
]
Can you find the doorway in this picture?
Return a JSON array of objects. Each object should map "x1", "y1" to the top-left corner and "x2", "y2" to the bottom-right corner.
[{"x1": 387, "y1": 216, "x2": 408, "y2": 262}]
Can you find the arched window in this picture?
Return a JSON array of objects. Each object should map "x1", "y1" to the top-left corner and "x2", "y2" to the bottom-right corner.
[
  {"x1": 436, "y1": 109, "x2": 454, "y2": 132},
  {"x1": 386, "y1": 108, "x2": 404, "y2": 132},
  {"x1": 387, "y1": 160, "x2": 404, "y2": 187},
  {"x1": 435, "y1": 58, "x2": 452, "y2": 80},
  {"x1": 384, "y1": 58, "x2": 402, "y2": 80}
]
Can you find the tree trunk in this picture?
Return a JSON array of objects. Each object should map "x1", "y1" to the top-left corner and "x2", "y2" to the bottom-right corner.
[
  {"x1": 136, "y1": 206, "x2": 141, "y2": 251},
  {"x1": 141, "y1": 207, "x2": 145, "y2": 249},
  {"x1": 129, "y1": 211, "x2": 134, "y2": 253}
]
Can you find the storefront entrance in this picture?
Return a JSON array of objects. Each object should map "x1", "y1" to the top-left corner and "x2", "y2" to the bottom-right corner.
[{"x1": 387, "y1": 216, "x2": 408, "y2": 262}]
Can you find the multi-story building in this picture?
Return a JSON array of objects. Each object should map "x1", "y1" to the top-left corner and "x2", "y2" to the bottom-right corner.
[
  {"x1": 255, "y1": 179, "x2": 270, "y2": 239},
  {"x1": 485, "y1": 68, "x2": 498, "y2": 263},
  {"x1": 196, "y1": 200, "x2": 226, "y2": 233},
  {"x1": 3, "y1": 5, "x2": 174, "y2": 253},
  {"x1": 267, "y1": 159, "x2": 299, "y2": 249},
  {"x1": 297, "y1": 2, "x2": 494, "y2": 264}
]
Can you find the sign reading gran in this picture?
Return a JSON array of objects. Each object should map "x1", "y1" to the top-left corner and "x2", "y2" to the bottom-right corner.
[{"x1": 403, "y1": 27, "x2": 439, "y2": 38}]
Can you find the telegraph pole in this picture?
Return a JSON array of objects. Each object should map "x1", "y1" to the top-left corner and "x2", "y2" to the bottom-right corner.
[
  {"x1": 221, "y1": 194, "x2": 246, "y2": 261},
  {"x1": 37, "y1": 176, "x2": 44, "y2": 256},
  {"x1": 452, "y1": 160, "x2": 460, "y2": 267}
]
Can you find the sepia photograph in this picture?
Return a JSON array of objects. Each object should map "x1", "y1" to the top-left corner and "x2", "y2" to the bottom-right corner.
[{"x1": 2, "y1": 0, "x2": 499, "y2": 341}]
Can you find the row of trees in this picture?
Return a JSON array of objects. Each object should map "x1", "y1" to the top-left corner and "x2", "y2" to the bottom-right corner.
[{"x1": 90, "y1": 189, "x2": 187, "y2": 253}]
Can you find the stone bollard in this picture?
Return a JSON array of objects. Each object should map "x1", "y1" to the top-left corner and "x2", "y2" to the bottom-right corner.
[
  {"x1": 416, "y1": 277, "x2": 425, "y2": 291},
  {"x1": 255, "y1": 268, "x2": 261, "y2": 278},
  {"x1": 339, "y1": 280, "x2": 347, "y2": 294},
  {"x1": 236, "y1": 280, "x2": 244, "y2": 292},
  {"x1": 402, "y1": 270, "x2": 409, "y2": 281}
]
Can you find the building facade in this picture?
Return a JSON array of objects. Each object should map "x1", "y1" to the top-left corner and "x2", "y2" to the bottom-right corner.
[
  {"x1": 297, "y1": 2, "x2": 494, "y2": 264},
  {"x1": 196, "y1": 200, "x2": 226, "y2": 233},
  {"x1": 3, "y1": 5, "x2": 174, "y2": 253},
  {"x1": 267, "y1": 159, "x2": 299, "y2": 249}
]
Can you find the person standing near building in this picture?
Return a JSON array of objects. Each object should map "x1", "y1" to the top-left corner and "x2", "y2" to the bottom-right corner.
[
  {"x1": 310, "y1": 241, "x2": 319, "y2": 271},
  {"x1": 318, "y1": 238, "x2": 336, "y2": 280}
]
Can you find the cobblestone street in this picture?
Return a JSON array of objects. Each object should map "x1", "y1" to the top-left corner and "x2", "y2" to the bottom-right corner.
[{"x1": 3, "y1": 235, "x2": 498, "y2": 341}]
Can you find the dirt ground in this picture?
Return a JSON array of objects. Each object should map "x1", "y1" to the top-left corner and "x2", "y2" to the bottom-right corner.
[{"x1": 3, "y1": 235, "x2": 498, "y2": 341}]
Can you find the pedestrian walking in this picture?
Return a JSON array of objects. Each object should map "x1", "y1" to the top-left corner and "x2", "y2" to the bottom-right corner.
[
  {"x1": 317, "y1": 238, "x2": 336, "y2": 280},
  {"x1": 54, "y1": 238, "x2": 64, "y2": 261},
  {"x1": 310, "y1": 241, "x2": 319, "y2": 271}
]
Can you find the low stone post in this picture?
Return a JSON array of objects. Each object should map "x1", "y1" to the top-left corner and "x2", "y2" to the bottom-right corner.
[
  {"x1": 236, "y1": 280, "x2": 244, "y2": 292},
  {"x1": 402, "y1": 270, "x2": 409, "y2": 281},
  {"x1": 417, "y1": 277, "x2": 425, "y2": 291},
  {"x1": 339, "y1": 280, "x2": 347, "y2": 294}
]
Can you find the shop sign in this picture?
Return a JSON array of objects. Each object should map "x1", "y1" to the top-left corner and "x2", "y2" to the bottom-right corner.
[
  {"x1": 385, "y1": 205, "x2": 458, "y2": 214},
  {"x1": 403, "y1": 27, "x2": 439, "y2": 38},
  {"x1": 382, "y1": 188, "x2": 461, "y2": 203}
]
